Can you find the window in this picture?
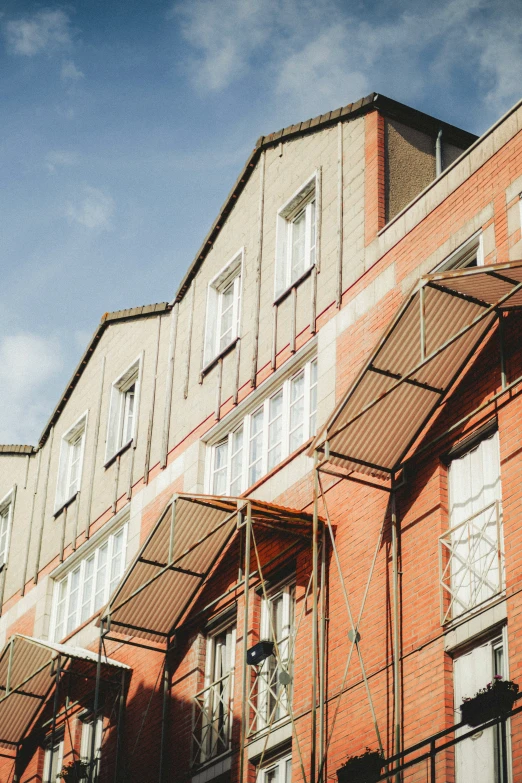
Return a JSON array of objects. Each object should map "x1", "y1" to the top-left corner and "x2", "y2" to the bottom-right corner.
[
  {"x1": 258, "y1": 753, "x2": 292, "y2": 783},
  {"x1": 275, "y1": 175, "x2": 317, "y2": 299},
  {"x1": 204, "y1": 252, "x2": 243, "y2": 367},
  {"x1": 435, "y1": 233, "x2": 483, "y2": 272},
  {"x1": 55, "y1": 413, "x2": 88, "y2": 512},
  {"x1": 439, "y1": 430, "x2": 503, "y2": 622},
  {"x1": 0, "y1": 490, "x2": 14, "y2": 568},
  {"x1": 210, "y1": 359, "x2": 317, "y2": 495},
  {"x1": 43, "y1": 733, "x2": 64, "y2": 783},
  {"x1": 51, "y1": 524, "x2": 128, "y2": 641},
  {"x1": 258, "y1": 584, "x2": 294, "y2": 729},
  {"x1": 105, "y1": 359, "x2": 140, "y2": 461},
  {"x1": 79, "y1": 714, "x2": 103, "y2": 781},
  {"x1": 193, "y1": 623, "x2": 236, "y2": 765},
  {"x1": 454, "y1": 632, "x2": 510, "y2": 783}
]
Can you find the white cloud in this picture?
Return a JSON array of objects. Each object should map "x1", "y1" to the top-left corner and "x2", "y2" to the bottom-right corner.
[
  {"x1": 45, "y1": 150, "x2": 79, "y2": 173},
  {"x1": 0, "y1": 333, "x2": 64, "y2": 444},
  {"x1": 65, "y1": 187, "x2": 115, "y2": 230},
  {"x1": 4, "y1": 9, "x2": 72, "y2": 56},
  {"x1": 60, "y1": 59, "x2": 84, "y2": 81}
]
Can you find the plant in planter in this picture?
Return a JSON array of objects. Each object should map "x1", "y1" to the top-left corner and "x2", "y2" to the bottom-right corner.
[
  {"x1": 460, "y1": 675, "x2": 519, "y2": 728},
  {"x1": 59, "y1": 759, "x2": 90, "y2": 781},
  {"x1": 336, "y1": 747, "x2": 385, "y2": 783}
]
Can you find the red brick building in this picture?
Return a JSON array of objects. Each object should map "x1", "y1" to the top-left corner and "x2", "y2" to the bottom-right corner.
[{"x1": 0, "y1": 93, "x2": 521, "y2": 783}]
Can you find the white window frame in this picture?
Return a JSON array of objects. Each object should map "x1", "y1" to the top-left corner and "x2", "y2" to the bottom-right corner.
[
  {"x1": 207, "y1": 358, "x2": 317, "y2": 495},
  {"x1": 43, "y1": 731, "x2": 64, "y2": 783},
  {"x1": 105, "y1": 357, "x2": 141, "y2": 463},
  {"x1": 257, "y1": 582, "x2": 294, "y2": 731},
  {"x1": 434, "y1": 232, "x2": 484, "y2": 272},
  {"x1": 258, "y1": 751, "x2": 292, "y2": 783},
  {"x1": 275, "y1": 173, "x2": 318, "y2": 300},
  {"x1": 203, "y1": 250, "x2": 243, "y2": 368},
  {"x1": 0, "y1": 488, "x2": 15, "y2": 569},
  {"x1": 55, "y1": 411, "x2": 88, "y2": 513},
  {"x1": 79, "y1": 712, "x2": 103, "y2": 781},
  {"x1": 50, "y1": 523, "x2": 128, "y2": 641}
]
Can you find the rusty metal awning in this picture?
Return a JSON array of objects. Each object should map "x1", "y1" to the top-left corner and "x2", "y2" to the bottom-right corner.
[
  {"x1": 102, "y1": 493, "x2": 315, "y2": 644},
  {"x1": 0, "y1": 635, "x2": 128, "y2": 748},
  {"x1": 311, "y1": 261, "x2": 522, "y2": 476}
]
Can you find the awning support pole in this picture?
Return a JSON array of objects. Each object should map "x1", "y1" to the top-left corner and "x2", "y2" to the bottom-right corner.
[
  {"x1": 46, "y1": 655, "x2": 62, "y2": 783},
  {"x1": 391, "y1": 485, "x2": 401, "y2": 783},
  {"x1": 311, "y1": 454, "x2": 319, "y2": 783},
  {"x1": 89, "y1": 623, "x2": 104, "y2": 783},
  {"x1": 114, "y1": 668, "x2": 127, "y2": 783},
  {"x1": 239, "y1": 503, "x2": 252, "y2": 783},
  {"x1": 419, "y1": 285, "x2": 426, "y2": 362},
  {"x1": 318, "y1": 521, "x2": 327, "y2": 782},
  {"x1": 499, "y1": 312, "x2": 507, "y2": 390},
  {"x1": 158, "y1": 648, "x2": 171, "y2": 783}
]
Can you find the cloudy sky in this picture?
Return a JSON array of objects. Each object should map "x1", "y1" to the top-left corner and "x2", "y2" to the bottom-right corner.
[{"x1": 1, "y1": 0, "x2": 521, "y2": 444}]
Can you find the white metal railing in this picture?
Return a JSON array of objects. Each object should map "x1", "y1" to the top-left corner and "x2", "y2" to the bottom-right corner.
[
  {"x1": 439, "y1": 500, "x2": 504, "y2": 624},
  {"x1": 192, "y1": 671, "x2": 233, "y2": 766}
]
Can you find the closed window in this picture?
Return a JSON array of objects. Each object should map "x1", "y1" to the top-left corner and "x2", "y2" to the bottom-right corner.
[
  {"x1": 204, "y1": 252, "x2": 243, "y2": 367},
  {"x1": 106, "y1": 360, "x2": 140, "y2": 461},
  {"x1": 435, "y1": 233, "x2": 483, "y2": 272},
  {"x1": 51, "y1": 524, "x2": 128, "y2": 641},
  {"x1": 210, "y1": 359, "x2": 317, "y2": 495},
  {"x1": 275, "y1": 175, "x2": 317, "y2": 299},
  {"x1": 193, "y1": 623, "x2": 236, "y2": 765},
  {"x1": 0, "y1": 490, "x2": 14, "y2": 568},
  {"x1": 259, "y1": 755, "x2": 292, "y2": 783},
  {"x1": 258, "y1": 584, "x2": 294, "y2": 729},
  {"x1": 454, "y1": 632, "x2": 510, "y2": 783},
  {"x1": 55, "y1": 413, "x2": 88, "y2": 511},
  {"x1": 440, "y1": 431, "x2": 503, "y2": 622},
  {"x1": 79, "y1": 714, "x2": 103, "y2": 781},
  {"x1": 43, "y1": 733, "x2": 64, "y2": 783}
]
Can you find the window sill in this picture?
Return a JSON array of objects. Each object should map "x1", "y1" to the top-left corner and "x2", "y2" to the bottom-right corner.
[
  {"x1": 104, "y1": 438, "x2": 133, "y2": 469},
  {"x1": 53, "y1": 491, "x2": 79, "y2": 519},
  {"x1": 442, "y1": 591, "x2": 506, "y2": 631},
  {"x1": 201, "y1": 337, "x2": 240, "y2": 378},
  {"x1": 274, "y1": 265, "x2": 314, "y2": 306}
]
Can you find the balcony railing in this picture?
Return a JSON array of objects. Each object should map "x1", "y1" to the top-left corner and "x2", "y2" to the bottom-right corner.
[
  {"x1": 439, "y1": 500, "x2": 504, "y2": 624},
  {"x1": 192, "y1": 672, "x2": 233, "y2": 767}
]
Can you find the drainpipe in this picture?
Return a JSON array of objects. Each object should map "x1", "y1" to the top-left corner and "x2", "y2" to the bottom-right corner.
[
  {"x1": 435, "y1": 129, "x2": 443, "y2": 177},
  {"x1": 391, "y1": 487, "x2": 401, "y2": 782}
]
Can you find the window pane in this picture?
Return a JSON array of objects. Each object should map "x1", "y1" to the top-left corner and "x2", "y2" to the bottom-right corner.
[
  {"x1": 0, "y1": 507, "x2": 10, "y2": 565},
  {"x1": 122, "y1": 384, "x2": 135, "y2": 444},
  {"x1": 219, "y1": 281, "x2": 235, "y2": 351},
  {"x1": 249, "y1": 408, "x2": 264, "y2": 485},
  {"x1": 268, "y1": 390, "x2": 283, "y2": 470},
  {"x1": 309, "y1": 359, "x2": 318, "y2": 435},
  {"x1": 309, "y1": 200, "x2": 316, "y2": 267},
  {"x1": 289, "y1": 372, "x2": 305, "y2": 451},
  {"x1": 213, "y1": 440, "x2": 228, "y2": 495},
  {"x1": 80, "y1": 554, "x2": 95, "y2": 623},
  {"x1": 94, "y1": 542, "x2": 108, "y2": 611},
  {"x1": 66, "y1": 567, "x2": 81, "y2": 635},
  {"x1": 110, "y1": 530, "x2": 125, "y2": 594},
  {"x1": 68, "y1": 433, "x2": 83, "y2": 495},
  {"x1": 291, "y1": 210, "x2": 306, "y2": 281},
  {"x1": 54, "y1": 579, "x2": 67, "y2": 640},
  {"x1": 230, "y1": 426, "x2": 243, "y2": 495}
]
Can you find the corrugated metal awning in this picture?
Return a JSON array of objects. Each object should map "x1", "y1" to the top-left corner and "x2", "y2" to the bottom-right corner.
[
  {"x1": 0, "y1": 634, "x2": 127, "y2": 747},
  {"x1": 311, "y1": 261, "x2": 522, "y2": 476},
  {"x1": 103, "y1": 494, "x2": 315, "y2": 643}
]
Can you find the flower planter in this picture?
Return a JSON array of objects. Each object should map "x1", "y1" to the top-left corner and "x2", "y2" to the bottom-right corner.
[
  {"x1": 337, "y1": 750, "x2": 384, "y2": 783},
  {"x1": 460, "y1": 679, "x2": 519, "y2": 728}
]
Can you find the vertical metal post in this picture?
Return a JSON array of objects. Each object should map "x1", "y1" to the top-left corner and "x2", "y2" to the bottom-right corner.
[
  {"x1": 318, "y1": 497, "x2": 327, "y2": 782},
  {"x1": 88, "y1": 625, "x2": 104, "y2": 783},
  {"x1": 158, "y1": 650, "x2": 170, "y2": 783},
  {"x1": 435, "y1": 129, "x2": 443, "y2": 177},
  {"x1": 47, "y1": 656, "x2": 62, "y2": 783},
  {"x1": 311, "y1": 454, "x2": 319, "y2": 783},
  {"x1": 336, "y1": 122, "x2": 344, "y2": 309},
  {"x1": 499, "y1": 312, "x2": 507, "y2": 390},
  {"x1": 391, "y1": 489, "x2": 401, "y2": 783},
  {"x1": 430, "y1": 738, "x2": 436, "y2": 783},
  {"x1": 290, "y1": 286, "x2": 297, "y2": 353},
  {"x1": 239, "y1": 503, "x2": 252, "y2": 783},
  {"x1": 114, "y1": 669, "x2": 127, "y2": 783},
  {"x1": 271, "y1": 304, "x2": 278, "y2": 370},
  {"x1": 419, "y1": 285, "x2": 426, "y2": 363},
  {"x1": 500, "y1": 717, "x2": 508, "y2": 783}
]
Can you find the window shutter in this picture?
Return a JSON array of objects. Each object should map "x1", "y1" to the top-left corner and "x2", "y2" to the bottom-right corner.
[{"x1": 105, "y1": 385, "x2": 119, "y2": 460}]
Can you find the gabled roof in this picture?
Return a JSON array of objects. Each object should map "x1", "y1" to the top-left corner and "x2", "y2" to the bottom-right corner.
[{"x1": 172, "y1": 93, "x2": 477, "y2": 306}]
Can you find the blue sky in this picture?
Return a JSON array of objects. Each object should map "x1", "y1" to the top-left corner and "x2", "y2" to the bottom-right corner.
[{"x1": 1, "y1": 0, "x2": 521, "y2": 444}]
